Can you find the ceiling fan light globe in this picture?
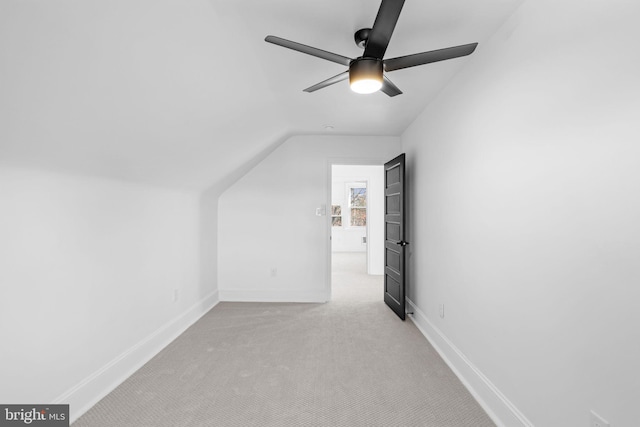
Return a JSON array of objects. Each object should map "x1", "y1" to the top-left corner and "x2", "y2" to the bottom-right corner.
[
  {"x1": 349, "y1": 58, "x2": 384, "y2": 95},
  {"x1": 350, "y1": 78, "x2": 383, "y2": 94}
]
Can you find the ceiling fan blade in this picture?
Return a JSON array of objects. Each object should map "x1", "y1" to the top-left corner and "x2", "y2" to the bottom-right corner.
[
  {"x1": 265, "y1": 35, "x2": 352, "y2": 66},
  {"x1": 380, "y1": 75, "x2": 402, "y2": 97},
  {"x1": 363, "y1": 0, "x2": 406, "y2": 59},
  {"x1": 384, "y1": 42, "x2": 478, "y2": 72},
  {"x1": 303, "y1": 71, "x2": 350, "y2": 93}
]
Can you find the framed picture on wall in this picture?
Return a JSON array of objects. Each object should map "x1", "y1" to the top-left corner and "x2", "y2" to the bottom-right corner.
[{"x1": 331, "y1": 205, "x2": 342, "y2": 226}]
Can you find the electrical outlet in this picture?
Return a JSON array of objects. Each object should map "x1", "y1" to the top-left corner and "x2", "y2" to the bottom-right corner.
[
  {"x1": 270, "y1": 268, "x2": 277, "y2": 277},
  {"x1": 590, "y1": 410, "x2": 610, "y2": 427},
  {"x1": 173, "y1": 289, "x2": 179, "y2": 303},
  {"x1": 439, "y1": 304, "x2": 445, "y2": 318}
]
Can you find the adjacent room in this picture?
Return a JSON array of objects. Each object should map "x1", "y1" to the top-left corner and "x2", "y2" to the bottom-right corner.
[{"x1": 1, "y1": 0, "x2": 639, "y2": 426}]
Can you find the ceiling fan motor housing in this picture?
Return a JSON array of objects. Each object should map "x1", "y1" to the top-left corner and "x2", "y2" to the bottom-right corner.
[{"x1": 349, "y1": 57, "x2": 383, "y2": 83}]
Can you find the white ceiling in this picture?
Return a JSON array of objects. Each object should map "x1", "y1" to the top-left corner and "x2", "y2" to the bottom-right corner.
[{"x1": 0, "y1": 0, "x2": 523, "y2": 190}]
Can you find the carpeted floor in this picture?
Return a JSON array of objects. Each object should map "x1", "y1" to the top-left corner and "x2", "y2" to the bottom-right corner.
[{"x1": 73, "y1": 253, "x2": 494, "y2": 426}]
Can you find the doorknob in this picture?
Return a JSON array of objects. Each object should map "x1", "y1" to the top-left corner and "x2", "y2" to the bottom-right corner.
[{"x1": 396, "y1": 240, "x2": 409, "y2": 247}]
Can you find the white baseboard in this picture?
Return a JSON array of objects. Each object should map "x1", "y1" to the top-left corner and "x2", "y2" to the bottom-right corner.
[
  {"x1": 405, "y1": 298, "x2": 533, "y2": 427},
  {"x1": 219, "y1": 288, "x2": 327, "y2": 303},
  {"x1": 57, "y1": 290, "x2": 219, "y2": 424}
]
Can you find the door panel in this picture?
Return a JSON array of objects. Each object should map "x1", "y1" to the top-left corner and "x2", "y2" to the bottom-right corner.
[
  {"x1": 386, "y1": 166, "x2": 400, "y2": 184},
  {"x1": 385, "y1": 275, "x2": 401, "y2": 302},
  {"x1": 386, "y1": 194, "x2": 400, "y2": 212},
  {"x1": 386, "y1": 223, "x2": 400, "y2": 241},
  {"x1": 384, "y1": 153, "x2": 407, "y2": 320},
  {"x1": 386, "y1": 249, "x2": 400, "y2": 272}
]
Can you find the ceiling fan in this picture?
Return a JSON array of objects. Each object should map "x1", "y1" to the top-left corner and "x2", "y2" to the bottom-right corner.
[{"x1": 265, "y1": 0, "x2": 478, "y2": 97}]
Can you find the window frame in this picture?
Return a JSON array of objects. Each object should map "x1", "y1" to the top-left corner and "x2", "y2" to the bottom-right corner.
[{"x1": 346, "y1": 182, "x2": 367, "y2": 228}]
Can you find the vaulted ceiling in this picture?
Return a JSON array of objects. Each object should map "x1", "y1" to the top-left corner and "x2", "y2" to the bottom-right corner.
[{"x1": 0, "y1": 0, "x2": 523, "y2": 190}]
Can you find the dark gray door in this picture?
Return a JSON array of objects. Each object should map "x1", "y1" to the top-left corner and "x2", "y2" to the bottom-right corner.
[{"x1": 384, "y1": 153, "x2": 407, "y2": 320}]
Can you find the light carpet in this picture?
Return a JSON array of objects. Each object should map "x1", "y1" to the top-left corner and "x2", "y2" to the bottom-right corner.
[{"x1": 73, "y1": 253, "x2": 494, "y2": 426}]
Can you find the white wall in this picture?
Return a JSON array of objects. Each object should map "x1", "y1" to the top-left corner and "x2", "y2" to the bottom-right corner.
[
  {"x1": 0, "y1": 168, "x2": 218, "y2": 422},
  {"x1": 401, "y1": 0, "x2": 640, "y2": 426},
  {"x1": 331, "y1": 165, "x2": 385, "y2": 275},
  {"x1": 218, "y1": 135, "x2": 400, "y2": 302}
]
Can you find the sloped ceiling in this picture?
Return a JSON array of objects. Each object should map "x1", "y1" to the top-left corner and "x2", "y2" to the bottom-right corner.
[{"x1": 0, "y1": 0, "x2": 523, "y2": 190}]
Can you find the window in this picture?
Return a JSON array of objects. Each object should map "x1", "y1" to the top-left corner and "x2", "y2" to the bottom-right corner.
[
  {"x1": 349, "y1": 185, "x2": 366, "y2": 227},
  {"x1": 331, "y1": 205, "x2": 342, "y2": 227}
]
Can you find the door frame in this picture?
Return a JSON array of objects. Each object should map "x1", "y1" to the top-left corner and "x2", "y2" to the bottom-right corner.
[{"x1": 325, "y1": 157, "x2": 389, "y2": 302}]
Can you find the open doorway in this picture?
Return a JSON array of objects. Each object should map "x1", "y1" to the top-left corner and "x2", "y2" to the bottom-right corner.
[{"x1": 330, "y1": 164, "x2": 385, "y2": 301}]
